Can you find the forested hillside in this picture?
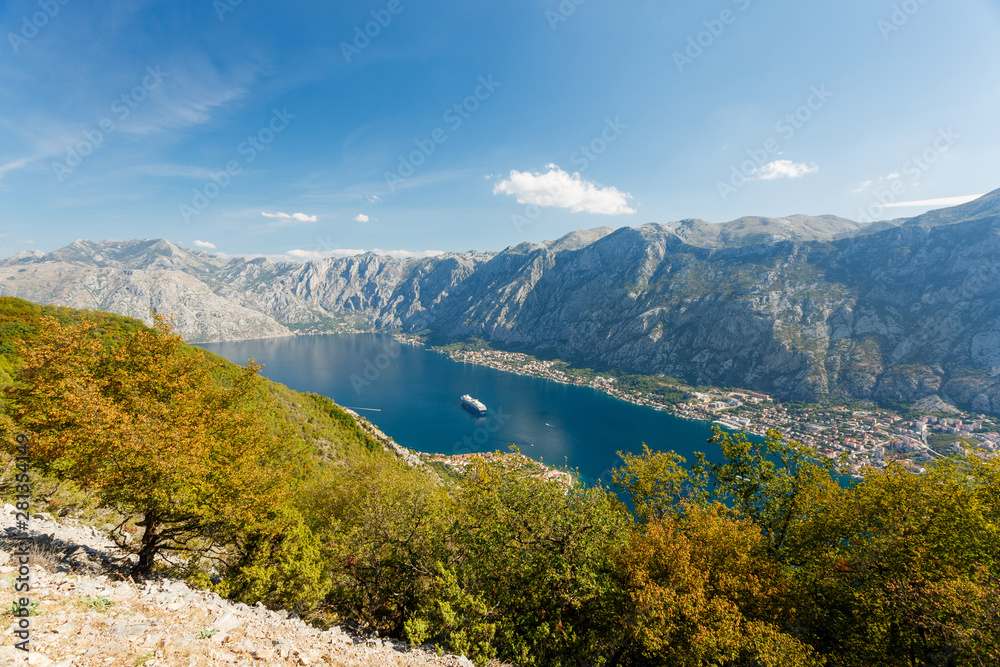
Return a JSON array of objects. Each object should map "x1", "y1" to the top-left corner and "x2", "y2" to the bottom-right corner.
[{"x1": 1, "y1": 298, "x2": 998, "y2": 666}]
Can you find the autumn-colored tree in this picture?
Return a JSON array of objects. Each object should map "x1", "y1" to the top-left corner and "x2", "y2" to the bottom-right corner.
[
  {"x1": 6, "y1": 314, "x2": 291, "y2": 577},
  {"x1": 616, "y1": 504, "x2": 822, "y2": 667}
]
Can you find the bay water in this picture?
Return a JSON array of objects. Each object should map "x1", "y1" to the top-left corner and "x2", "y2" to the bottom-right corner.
[{"x1": 200, "y1": 333, "x2": 724, "y2": 485}]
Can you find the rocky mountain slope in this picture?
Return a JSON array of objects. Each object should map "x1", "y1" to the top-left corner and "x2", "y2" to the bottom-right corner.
[
  {"x1": 0, "y1": 240, "x2": 491, "y2": 342},
  {"x1": 0, "y1": 506, "x2": 476, "y2": 666},
  {"x1": 3, "y1": 192, "x2": 999, "y2": 414}
]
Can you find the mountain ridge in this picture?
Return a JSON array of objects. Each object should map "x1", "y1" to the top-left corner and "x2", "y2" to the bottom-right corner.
[{"x1": 3, "y1": 190, "x2": 999, "y2": 413}]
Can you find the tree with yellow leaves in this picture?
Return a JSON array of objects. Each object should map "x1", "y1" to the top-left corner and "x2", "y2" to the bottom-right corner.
[
  {"x1": 617, "y1": 504, "x2": 822, "y2": 667},
  {"x1": 6, "y1": 313, "x2": 291, "y2": 578}
]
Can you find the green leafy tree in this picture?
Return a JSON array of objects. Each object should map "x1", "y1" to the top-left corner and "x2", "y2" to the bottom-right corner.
[
  {"x1": 314, "y1": 456, "x2": 451, "y2": 637},
  {"x1": 446, "y1": 458, "x2": 633, "y2": 666},
  {"x1": 216, "y1": 509, "x2": 331, "y2": 615},
  {"x1": 696, "y1": 427, "x2": 839, "y2": 560},
  {"x1": 404, "y1": 562, "x2": 497, "y2": 662},
  {"x1": 789, "y1": 459, "x2": 1000, "y2": 665},
  {"x1": 612, "y1": 443, "x2": 692, "y2": 523}
]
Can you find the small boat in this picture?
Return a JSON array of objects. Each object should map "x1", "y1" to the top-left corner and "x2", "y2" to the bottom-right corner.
[{"x1": 461, "y1": 394, "x2": 487, "y2": 415}]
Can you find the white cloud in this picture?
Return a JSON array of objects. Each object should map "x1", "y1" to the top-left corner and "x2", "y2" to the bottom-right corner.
[
  {"x1": 886, "y1": 172, "x2": 901, "y2": 180},
  {"x1": 853, "y1": 180, "x2": 873, "y2": 193},
  {"x1": 751, "y1": 160, "x2": 819, "y2": 181},
  {"x1": 285, "y1": 249, "x2": 365, "y2": 260},
  {"x1": 17, "y1": 240, "x2": 35, "y2": 245},
  {"x1": 367, "y1": 195, "x2": 382, "y2": 204},
  {"x1": 261, "y1": 211, "x2": 318, "y2": 223},
  {"x1": 354, "y1": 214, "x2": 370, "y2": 223},
  {"x1": 275, "y1": 248, "x2": 445, "y2": 262},
  {"x1": 881, "y1": 194, "x2": 985, "y2": 209},
  {"x1": 192, "y1": 240, "x2": 216, "y2": 249},
  {"x1": 493, "y1": 164, "x2": 636, "y2": 215}
]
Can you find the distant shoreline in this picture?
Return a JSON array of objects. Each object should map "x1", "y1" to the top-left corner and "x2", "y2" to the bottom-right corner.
[{"x1": 200, "y1": 329, "x2": 1000, "y2": 479}]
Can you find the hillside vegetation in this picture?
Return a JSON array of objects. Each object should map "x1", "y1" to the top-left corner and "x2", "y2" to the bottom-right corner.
[{"x1": 1, "y1": 298, "x2": 998, "y2": 666}]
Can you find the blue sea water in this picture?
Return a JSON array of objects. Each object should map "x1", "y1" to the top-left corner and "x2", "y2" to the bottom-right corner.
[{"x1": 200, "y1": 333, "x2": 725, "y2": 485}]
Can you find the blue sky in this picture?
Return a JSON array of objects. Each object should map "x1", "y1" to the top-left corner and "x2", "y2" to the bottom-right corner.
[{"x1": 1, "y1": 0, "x2": 998, "y2": 260}]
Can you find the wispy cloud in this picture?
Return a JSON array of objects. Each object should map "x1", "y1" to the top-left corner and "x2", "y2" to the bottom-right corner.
[
  {"x1": 882, "y1": 194, "x2": 985, "y2": 208},
  {"x1": 751, "y1": 160, "x2": 819, "y2": 181},
  {"x1": 0, "y1": 26, "x2": 265, "y2": 183},
  {"x1": 493, "y1": 164, "x2": 636, "y2": 215},
  {"x1": 126, "y1": 65, "x2": 262, "y2": 136},
  {"x1": 137, "y1": 164, "x2": 216, "y2": 180},
  {"x1": 853, "y1": 180, "x2": 873, "y2": 193},
  {"x1": 192, "y1": 240, "x2": 216, "y2": 248},
  {"x1": 262, "y1": 211, "x2": 318, "y2": 223},
  {"x1": 0, "y1": 158, "x2": 31, "y2": 186}
]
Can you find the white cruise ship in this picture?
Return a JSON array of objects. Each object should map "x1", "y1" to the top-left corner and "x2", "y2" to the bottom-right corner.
[{"x1": 460, "y1": 394, "x2": 487, "y2": 415}]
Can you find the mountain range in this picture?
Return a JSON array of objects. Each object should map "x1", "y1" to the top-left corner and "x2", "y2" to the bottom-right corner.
[{"x1": 4, "y1": 190, "x2": 1000, "y2": 414}]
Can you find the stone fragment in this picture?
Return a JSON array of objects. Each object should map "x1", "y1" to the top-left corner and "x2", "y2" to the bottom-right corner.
[
  {"x1": 110, "y1": 623, "x2": 153, "y2": 637},
  {"x1": 214, "y1": 611, "x2": 243, "y2": 633},
  {"x1": 53, "y1": 621, "x2": 77, "y2": 634},
  {"x1": 111, "y1": 585, "x2": 137, "y2": 601}
]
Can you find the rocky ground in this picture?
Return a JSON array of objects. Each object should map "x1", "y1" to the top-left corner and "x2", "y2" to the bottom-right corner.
[{"x1": 0, "y1": 506, "x2": 475, "y2": 666}]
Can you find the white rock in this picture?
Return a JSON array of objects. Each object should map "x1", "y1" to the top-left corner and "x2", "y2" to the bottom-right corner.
[
  {"x1": 214, "y1": 611, "x2": 243, "y2": 633},
  {"x1": 111, "y1": 585, "x2": 137, "y2": 601},
  {"x1": 167, "y1": 580, "x2": 190, "y2": 595},
  {"x1": 111, "y1": 624, "x2": 153, "y2": 638},
  {"x1": 53, "y1": 621, "x2": 77, "y2": 634},
  {"x1": 253, "y1": 647, "x2": 275, "y2": 660}
]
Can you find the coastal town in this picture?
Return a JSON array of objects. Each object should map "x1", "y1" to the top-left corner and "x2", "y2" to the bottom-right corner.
[
  {"x1": 439, "y1": 346, "x2": 1000, "y2": 480},
  {"x1": 418, "y1": 450, "x2": 575, "y2": 486}
]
